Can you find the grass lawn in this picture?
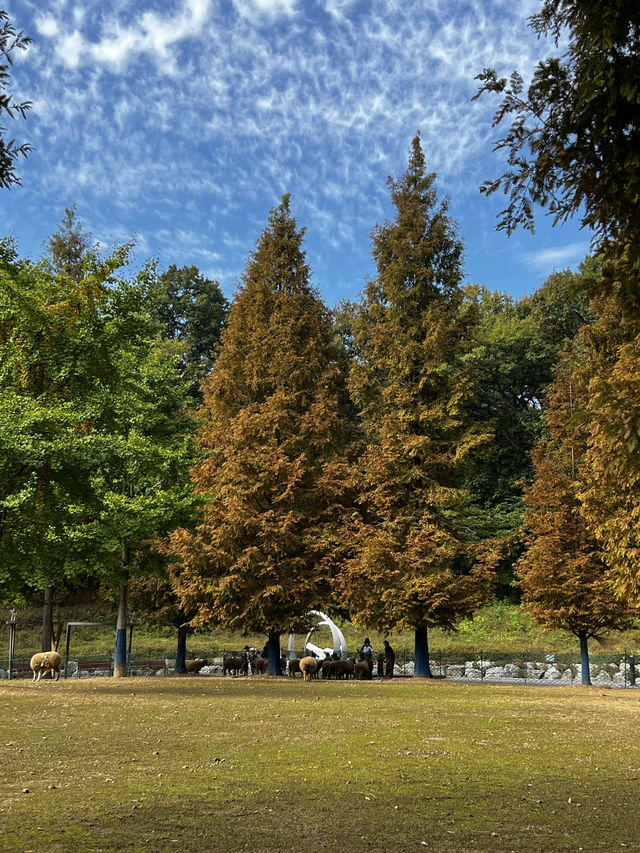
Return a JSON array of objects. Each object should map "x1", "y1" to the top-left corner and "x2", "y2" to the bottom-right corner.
[{"x1": 1, "y1": 677, "x2": 638, "y2": 852}]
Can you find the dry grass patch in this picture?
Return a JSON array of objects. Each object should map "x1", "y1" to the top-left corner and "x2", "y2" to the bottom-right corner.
[{"x1": 1, "y1": 677, "x2": 638, "y2": 852}]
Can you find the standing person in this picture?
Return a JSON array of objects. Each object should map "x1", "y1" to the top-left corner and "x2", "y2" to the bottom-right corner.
[
  {"x1": 360, "y1": 638, "x2": 374, "y2": 679},
  {"x1": 383, "y1": 640, "x2": 395, "y2": 679}
]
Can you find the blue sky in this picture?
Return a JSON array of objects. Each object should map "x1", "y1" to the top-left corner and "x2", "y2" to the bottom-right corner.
[{"x1": 2, "y1": 0, "x2": 590, "y2": 307}]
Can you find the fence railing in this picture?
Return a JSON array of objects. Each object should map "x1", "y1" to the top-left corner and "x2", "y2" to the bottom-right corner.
[{"x1": 2, "y1": 648, "x2": 639, "y2": 686}]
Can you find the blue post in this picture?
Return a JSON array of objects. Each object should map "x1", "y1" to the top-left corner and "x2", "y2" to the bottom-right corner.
[
  {"x1": 579, "y1": 631, "x2": 591, "y2": 686},
  {"x1": 414, "y1": 625, "x2": 432, "y2": 678},
  {"x1": 267, "y1": 632, "x2": 281, "y2": 675},
  {"x1": 114, "y1": 575, "x2": 128, "y2": 678},
  {"x1": 174, "y1": 626, "x2": 188, "y2": 674}
]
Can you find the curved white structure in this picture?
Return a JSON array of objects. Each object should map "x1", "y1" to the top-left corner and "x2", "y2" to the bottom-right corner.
[{"x1": 288, "y1": 610, "x2": 348, "y2": 661}]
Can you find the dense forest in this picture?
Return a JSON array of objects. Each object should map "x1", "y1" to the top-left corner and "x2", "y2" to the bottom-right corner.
[{"x1": 2, "y1": 1, "x2": 639, "y2": 685}]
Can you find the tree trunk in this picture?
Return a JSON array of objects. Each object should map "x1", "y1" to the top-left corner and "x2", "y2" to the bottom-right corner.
[
  {"x1": 41, "y1": 578, "x2": 54, "y2": 652},
  {"x1": 175, "y1": 625, "x2": 188, "y2": 674},
  {"x1": 114, "y1": 560, "x2": 129, "y2": 678},
  {"x1": 414, "y1": 625, "x2": 432, "y2": 678},
  {"x1": 579, "y1": 630, "x2": 591, "y2": 686},
  {"x1": 266, "y1": 631, "x2": 281, "y2": 676}
]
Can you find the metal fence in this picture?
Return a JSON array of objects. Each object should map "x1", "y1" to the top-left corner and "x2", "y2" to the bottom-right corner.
[
  {"x1": 2, "y1": 648, "x2": 639, "y2": 686},
  {"x1": 389, "y1": 648, "x2": 639, "y2": 687}
]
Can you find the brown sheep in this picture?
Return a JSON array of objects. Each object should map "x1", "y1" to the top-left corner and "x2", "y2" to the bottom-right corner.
[
  {"x1": 223, "y1": 656, "x2": 248, "y2": 676},
  {"x1": 299, "y1": 656, "x2": 318, "y2": 682},
  {"x1": 354, "y1": 660, "x2": 370, "y2": 680},
  {"x1": 288, "y1": 659, "x2": 301, "y2": 677},
  {"x1": 335, "y1": 659, "x2": 355, "y2": 679},
  {"x1": 185, "y1": 658, "x2": 208, "y2": 673},
  {"x1": 251, "y1": 656, "x2": 267, "y2": 675},
  {"x1": 30, "y1": 651, "x2": 62, "y2": 682},
  {"x1": 321, "y1": 659, "x2": 336, "y2": 679}
]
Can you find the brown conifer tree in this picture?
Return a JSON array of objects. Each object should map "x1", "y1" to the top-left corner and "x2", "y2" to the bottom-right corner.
[
  {"x1": 517, "y1": 347, "x2": 635, "y2": 684},
  {"x1": 169, "y1": 196, "x2": 351, "y2": 673},
  {"x1": 336, "y1": 136, "x2": 493, "y2": 677},
  {"x1": 579, "y1": 288, "x2": 640, "y2": 599}
]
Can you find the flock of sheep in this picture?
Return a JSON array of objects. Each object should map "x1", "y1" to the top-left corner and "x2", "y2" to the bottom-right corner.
[
  {"x1": 222, "y1": 653, "x2": 371, "y2": 681},
  {"x1": 28, "y1": 650, "x2": 373, "y2": 682}
]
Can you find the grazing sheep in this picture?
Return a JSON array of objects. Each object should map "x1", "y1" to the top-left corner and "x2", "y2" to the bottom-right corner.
[
  {"x1": 185, "y1": 658, "x2": 208, "y2": 673},
  {"x1": 288, "y1": 659, "x2": 301, "y2": 677},
  {"x1": 354, "y1": 659, "x2": 370, "y2": 680},
  {"x1": 299, "y1": 656, "x2": 318, "y2": 682},
  {"x1": 335, "y1": 659, "x2": 355, "y2": 679},
  {"x1": 251, "y1": 656, "x2": 267, "y2": 675},
  {"x1": 223, "y1": 656, "x2": 248, "y2": 676},
  {"x1": 30, "y1": 651, "x2": 62, "y2": 682},
  {"x1": 321, "y1": 659, "x2": 336, "y2": 679}
]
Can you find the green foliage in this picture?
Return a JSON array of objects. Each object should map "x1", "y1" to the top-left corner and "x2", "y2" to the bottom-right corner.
[
  {"x1": 0, "y1": 9, "x2": 32, "y2": 189},
  {"x1": 43, "y1": 206, "x2": 92, "y2": 283},
  {"x1": 0, "y1": 235, "x2": 197, "y2": 605},
  {"x1": 150, "y1": 264, "x2": 228, "y2": 400},
  {"x1": 462, "y1": 267, "x2": 594, "y2": 542},
  {"x1": 475, "y1": 1, "x2": 640, "y2": 306}
]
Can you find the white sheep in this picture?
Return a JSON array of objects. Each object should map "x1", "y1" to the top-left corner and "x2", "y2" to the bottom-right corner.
[
  {"x1": 30, "y1": 651, "x2": 62, "y2": 682},
  {"x1": 299, "y1": 656, "x2": 318, "y2": 682}
]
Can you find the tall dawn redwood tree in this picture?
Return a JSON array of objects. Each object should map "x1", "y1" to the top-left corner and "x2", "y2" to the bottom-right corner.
[
  {"x1": 578, "y1": 289, "x2": 640, "y2": 600},
  {"x1": 336, "y1": 136, "x2": 492, "y2": 677},
  {"x1": 517, "y1": 347, "x2": 635, "y2": 685},
  {"x1": 169, "y1": 196, "x2": 351, "y2": 674}
]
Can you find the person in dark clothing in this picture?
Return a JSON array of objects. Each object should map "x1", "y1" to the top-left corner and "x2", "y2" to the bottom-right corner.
[
  {"x1": 360, "y1": 638, "x2": 374, "y2": 679},
  {"x1": 383, "y1": 640, "x2": 395, "y2": 679}
]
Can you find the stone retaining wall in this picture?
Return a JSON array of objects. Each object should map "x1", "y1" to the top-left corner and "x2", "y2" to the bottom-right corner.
[{"x1": 2, "y1": 656, "x2": 638, "y2": 685}]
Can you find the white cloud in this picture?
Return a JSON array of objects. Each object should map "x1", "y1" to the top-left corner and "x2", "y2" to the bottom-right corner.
[
  {"x1": 34, "y1": 15, "x2": 59, "y2": 37},
  {"x1": 321, "y1": 0, "x2": 358, "y2": 21},
  {"x1": 49, "y1": 0, "x2": 211, "y2": 72},
  {"x1": 523, "y1": 242, "x2": 590, "y2": 271},
  {"x1": 57, "y1": 30, "x2": 85, "y2": 68},
  {"x1": 233, "y1": 0, "x2": 298, "y2": 17},
  {"x1": 6, "y1": 0, "x2": 579, "y2": 306}
]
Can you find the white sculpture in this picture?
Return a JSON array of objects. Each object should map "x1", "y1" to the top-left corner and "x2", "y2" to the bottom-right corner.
[{"x1": 288, "y1": 610, "x2": 348, "y2": 661}]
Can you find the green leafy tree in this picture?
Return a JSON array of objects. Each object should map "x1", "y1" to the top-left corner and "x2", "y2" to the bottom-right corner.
[
  {"x1": 0, "y1": 240, "x2": 132, "y2": 646},
  {"x1": 517, "y1": 347, "x2": 635, "y2": 684},
  {"x1": 129, "y1": 569, "x2": 199, "y2": 675},
  {"x1": 87, "y1": 275, "x2": 197, "y2": 677},
  {"x1": 0, "y1": 234, "x2": 196, "y2": 669},
  {"x1": 150, "y1": 265, "x2": 228, "y2": 400},
  {"x1": 336, "y1": 136, "x2": 493, "y2": 677},
  {"x1": 44, "y1": 205, "x2": 92, "y2": 283},
  {"x1": 169, "y1": 196, "x2": 353, "y2": 675},
  {"x1": 474, "y1": 1, "x2": 640, "y2": 307},
  {"x1": 0, "y1": 9, "x2": 32, "y2": 189},
  {"x1": 462, "y1": 265, "x2": 595, "y2": 591}
]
